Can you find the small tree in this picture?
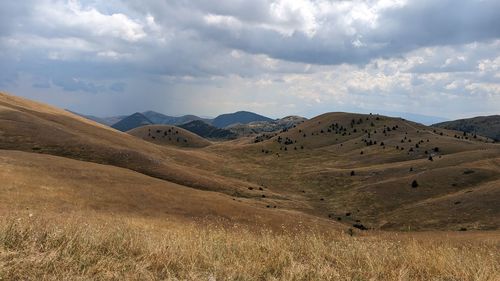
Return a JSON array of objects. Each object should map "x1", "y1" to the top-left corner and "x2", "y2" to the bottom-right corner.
[{"x1": 411, "y1": 180, "x2": 418, "y2": 188}]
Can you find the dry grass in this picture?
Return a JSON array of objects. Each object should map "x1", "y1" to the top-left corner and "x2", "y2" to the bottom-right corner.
[{"x1": 1, "y1": 215, "x2": 498, "y2": 281}]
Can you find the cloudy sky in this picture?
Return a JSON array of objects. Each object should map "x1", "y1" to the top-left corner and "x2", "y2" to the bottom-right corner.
[{"x1": 1, "y1": 0, "x2": 499, "y2": 122}]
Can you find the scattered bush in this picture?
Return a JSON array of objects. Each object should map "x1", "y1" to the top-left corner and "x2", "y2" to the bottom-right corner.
[{"x1": 411, "y1": 180, "x2": 419, "y2": 188}]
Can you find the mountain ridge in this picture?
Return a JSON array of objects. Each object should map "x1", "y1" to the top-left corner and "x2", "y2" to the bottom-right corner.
[{"x1": 433, "y1": 115, "x2": 500, "y2": 141}]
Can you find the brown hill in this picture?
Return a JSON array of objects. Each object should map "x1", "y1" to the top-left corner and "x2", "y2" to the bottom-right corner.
[
  {"x1": 1, "y1": 92, "x2": 499, "y2": 231},
  {"x1": 127, "y1": 125, "x2": 211, "y2": 148},
  {"x1": 0, "y1": 92, "x2": 265, "y2": 196},
  {"x1": 206, "y1": 112, "x2": 500, "y2": 230},
  {"x1": 0, "y1": 149, "x2": 334, "y2": 230}
]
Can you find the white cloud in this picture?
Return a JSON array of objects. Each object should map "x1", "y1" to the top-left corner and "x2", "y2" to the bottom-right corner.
[{"x1": 35, "y1": 0, "x2": 146, "y2": 42}]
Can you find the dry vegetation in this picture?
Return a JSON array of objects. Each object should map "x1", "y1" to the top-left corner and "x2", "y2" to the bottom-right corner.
[
  {"x1": 1, "y1": 214, "x2": 499, "y2": 281},
  {"x1": 1, "y1": 92, "x2": 500, "y2": 280}
]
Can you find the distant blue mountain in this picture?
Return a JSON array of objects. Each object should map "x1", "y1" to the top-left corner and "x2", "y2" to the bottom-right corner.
[
  {"x1": 142, "y1": 111, "x2": 210, "y2": 125},
  {"x1": 111, "y1": 113, "x2": 153, "y2": 132}
]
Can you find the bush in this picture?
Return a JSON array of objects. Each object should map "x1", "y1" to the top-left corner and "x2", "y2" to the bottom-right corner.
[{"x1": 411, "y1": 180, "x2": 418, "y2": 188}]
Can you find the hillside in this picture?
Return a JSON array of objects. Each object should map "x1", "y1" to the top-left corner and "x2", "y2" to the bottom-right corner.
[
  {"x1": 433, "y1": 115, "x2": 500, "y2": 141},
  {"x1": 0, "y1": 92, "x2": 268, "y2": 197},
  {"x1": 0, "y1": 149, "x2": 329, "y2": 229},
  {"x1": 212, "y1": 111, "x2": 273, "y2": 128},
  {"x1": 179, "y1": 120, "x2": 237, "y2": 140},
  {"x1": 127, "y1": 124, "x2": 211, "y2": 148},
  {"x1": 111, "y1": 112, "x2": 153, "y2": 132},
  {"x1": 228, "y1": 115, "x2": 307, "y2": 136},
  {"x1": 1, "y1": 92, "x2": 499, "y2": 232},
  {"x1": 207, "y1": 112, "x2": 500, "y2": 230}
]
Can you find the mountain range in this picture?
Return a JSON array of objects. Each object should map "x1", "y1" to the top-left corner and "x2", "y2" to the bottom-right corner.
[{"x1": 433, "y1": 115, "x2": 500, "y2": 142}]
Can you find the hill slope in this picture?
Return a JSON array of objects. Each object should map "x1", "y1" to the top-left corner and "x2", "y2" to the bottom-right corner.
[
  {"x1": 0, "y1": 149, "x2": 332, "y2": 229},
  {"x1": 0, "y1": 92, "x2": 264, "y2": 196},
  {"x1": 212, "y1": 111, "x2": 273, "y2": 128},
  {"x1": 433, "y1": 115, "x2": 500, "y2": 141},
  {"x1": 111, "y1": 113, "x2": 153, "y2": 132},
  {"x1": 207, "y1": 112, "x2": 500, "y2": 230},
  {"x1": 228, "y1": 115, "x2": 307, "y2": 137},
  {"x1": 127, "y1": 125, "x2": 211, "y2": 148},
  {"x1": 1, "y1": 92, "x2": 499, "y2": 231}
]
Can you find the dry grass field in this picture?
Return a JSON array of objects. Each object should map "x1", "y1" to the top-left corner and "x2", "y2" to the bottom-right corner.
[
  {"x1": 1, "y1": 91, "x2": 499, "y2": 280},
  {"x1": 1, "y1": 214, "x2": 499, "y2": 281}
]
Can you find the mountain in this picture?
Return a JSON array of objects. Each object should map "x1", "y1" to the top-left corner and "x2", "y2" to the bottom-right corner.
[
  {"x1": 142, "y1": 111, "x2": 210, "y2": 125},
  {"x1": 212, "y1": 111, "x2": 273, "y2": 128},
  {"x1": 433, "y1": 115, "x2": 500, "y2": 141},
  {"x1": 100, "y1": 115, "x2": 128, "y2": 126},
  {"x1": 228, "y1": 115, "x2": 307, "y2": 136},
  {"x1": 179, "y1": 120, "x2": 237, "y2": 140},
  {"x1": 111, "y1": 113, "x2": 153, "y2": 132},
  {"x1": 127, "y1": 124, "x2": 211, "y2": 148}
]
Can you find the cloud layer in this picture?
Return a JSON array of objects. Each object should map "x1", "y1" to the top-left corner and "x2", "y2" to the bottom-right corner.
[{"x1": 0, "y1": 0, "x2": 498, "y2": 120}]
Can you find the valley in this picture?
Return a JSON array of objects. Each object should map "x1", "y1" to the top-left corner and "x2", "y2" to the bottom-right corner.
[{"x1": 0, "y1": 91, "x2": 499, "y2": 280}]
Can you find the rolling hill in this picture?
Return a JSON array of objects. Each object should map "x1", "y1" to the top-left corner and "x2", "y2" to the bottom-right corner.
[
  {"x1": 0, "y1": 92, "x2": 269, "y2": 197},
  {"x1": 433, "y1": 115, "x2": 500, "y2": 141},
  {"x1": 127, "y1": 124, "x2": 211, "y2": 148},
  {"x1": 1, "y1": 91, "x2": 499, "y2": 232},
  {"x1": 212, "y1": 111, "x2": 274, "y2": 128},
  {"x1": 228, "y1": 115, "x2": 307, "y2": 137},
  {"x1": 0, "y1": 149, "x2": 331, "y2": 229},
  {"x1": 206, "y1": 112, "x2": 500, "y2": 230}
]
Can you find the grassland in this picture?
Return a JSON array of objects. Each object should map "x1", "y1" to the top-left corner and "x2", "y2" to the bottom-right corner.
[
  {"x1": 1, "y1": 91, "x2": 500, "y2": 280},
  {"x1": 1, "y1": 214, "x2": 498, "y2": 281}
]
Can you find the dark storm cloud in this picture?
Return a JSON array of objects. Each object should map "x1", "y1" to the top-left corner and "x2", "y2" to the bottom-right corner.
[
  {"x1": 377, "y1": 0, "x2": 500, "y2": 48},
  {"x1": 125, "y1": 0, "x2": 500, "y2": 65},
  {"x1": 0, "y1": 0, "x2": 498, "y2": 118}
]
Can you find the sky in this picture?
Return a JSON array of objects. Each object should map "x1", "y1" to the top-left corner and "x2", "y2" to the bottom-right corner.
[{"x1": 0, "y1": 0, "x2": 499, "y2": 122}]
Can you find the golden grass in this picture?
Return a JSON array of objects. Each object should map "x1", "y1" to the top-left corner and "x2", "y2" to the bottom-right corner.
[{"x1": 1, "y1": 215, "x2": 498, "y2": 281}]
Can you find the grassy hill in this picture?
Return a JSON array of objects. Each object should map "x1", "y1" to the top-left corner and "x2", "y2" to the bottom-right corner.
[
  {"x1": 0, "y1": 92, "x2": 268, "y2": 196},
  {"x1": 207, "y1": 112, "x2": 500, "y2": 230},
  {"x1": 1, "y1": 91, "x2": 499, "y2": 280},
  {"x1": 433, "y1": 115, "x2": 500, "y2": 141},
  {"x1": 127, "y1": 124, "x2": 211, "y2": 148},
  {"x1": 228, "y1": 115, "x2": 307, "y2": 137}
]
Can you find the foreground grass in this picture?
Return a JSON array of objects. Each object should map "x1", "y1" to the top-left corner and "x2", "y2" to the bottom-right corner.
[{"x1": 0, "y1": 215, "x2": 498, "y2": 281}]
